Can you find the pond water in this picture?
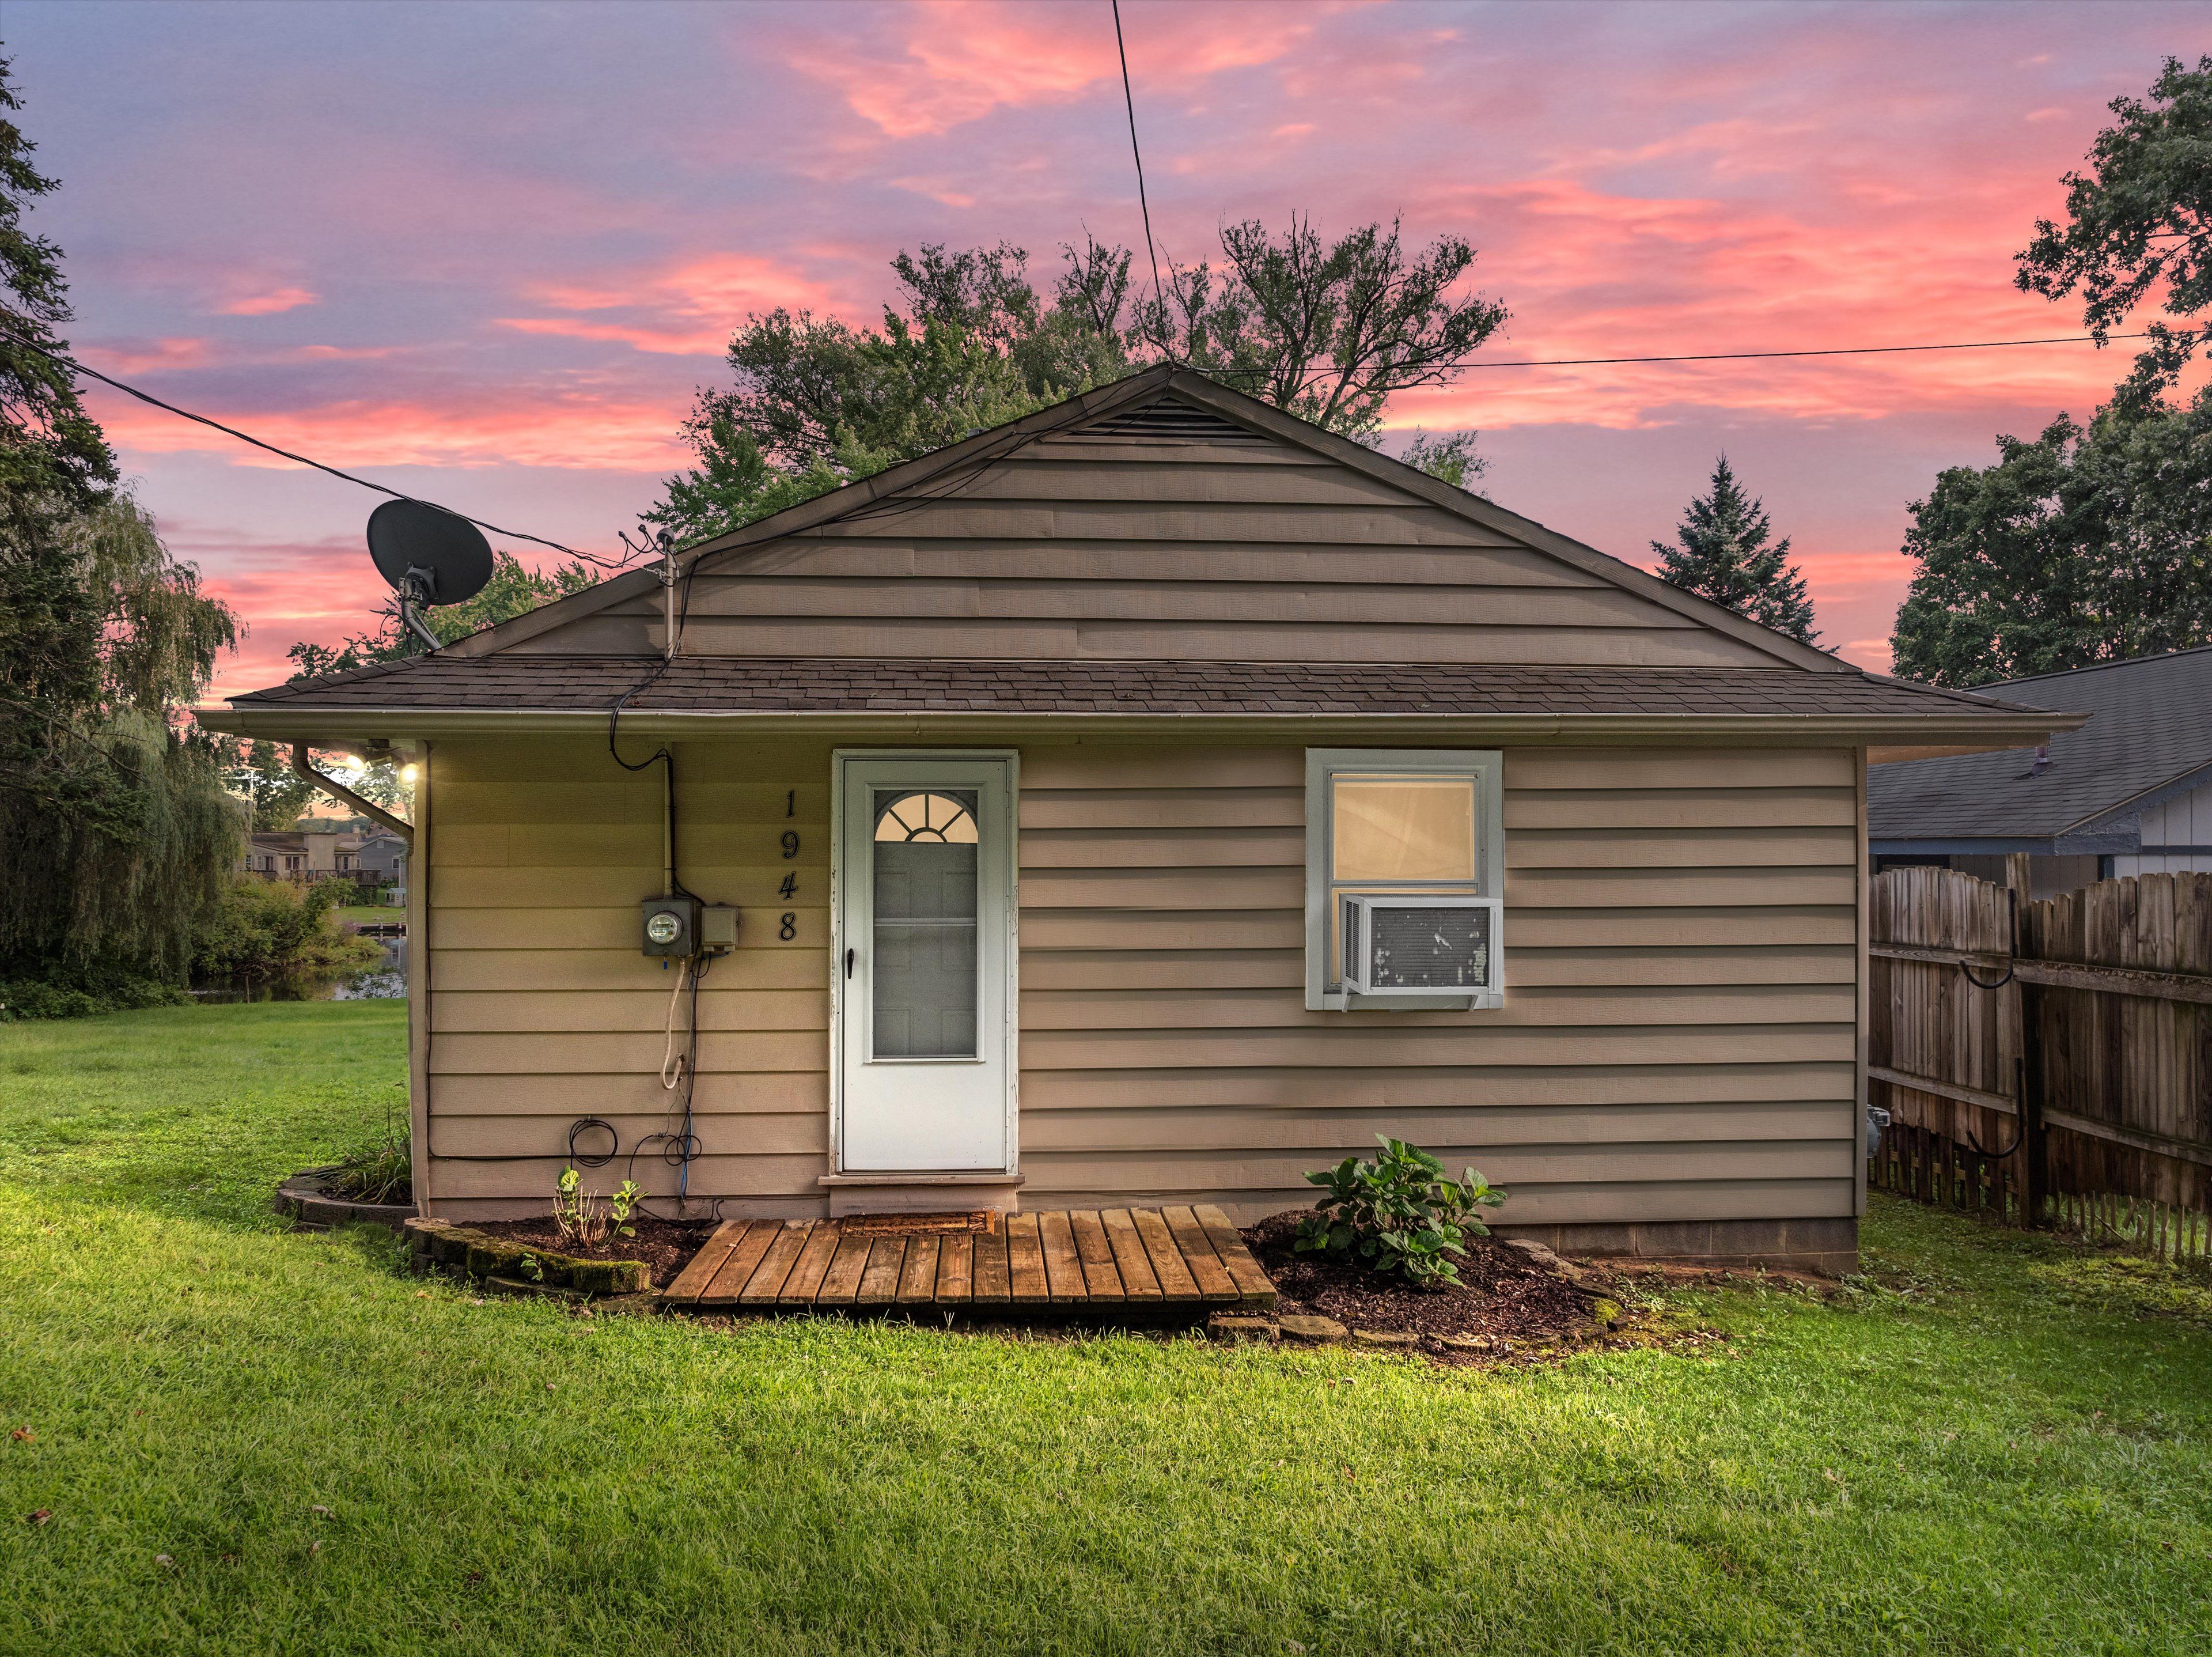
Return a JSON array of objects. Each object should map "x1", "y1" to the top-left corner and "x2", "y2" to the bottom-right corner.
[{"x1": 193, "y1": 936, "x2": 407, "y2": 1003}]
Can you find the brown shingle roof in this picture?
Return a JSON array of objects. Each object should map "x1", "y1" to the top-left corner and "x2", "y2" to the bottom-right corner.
[{"x1": 230, "y1": 654, "x2": 2039, "y2": 719}]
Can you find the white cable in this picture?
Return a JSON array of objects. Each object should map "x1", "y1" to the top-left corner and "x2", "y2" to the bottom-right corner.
[{"x1": 661, "y1": 958, "x2": 691, "y2": 1091}]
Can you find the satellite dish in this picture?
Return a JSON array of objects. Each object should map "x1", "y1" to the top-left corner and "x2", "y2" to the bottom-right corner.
[{"x1": 368, "y1": 500, "x2": 494, "y2": 606}]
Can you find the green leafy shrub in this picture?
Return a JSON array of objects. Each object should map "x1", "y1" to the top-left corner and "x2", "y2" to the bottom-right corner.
[
  {"x1": 0, "y1": 969, "x2": 187, "y2": 1020},
  {"x1": 190, "y1": 877, "x2": 383, "y2": 985},
  {"x1": 1295, "y1": 1135, "x2": 1506, "y2": 1288}
]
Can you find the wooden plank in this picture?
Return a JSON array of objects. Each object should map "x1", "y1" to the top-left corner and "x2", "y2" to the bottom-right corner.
[
  {"x1": 816, "y1": 1232, "x2": 873, "y2": 1306},
  {"x1": 1037, "y1": 1210, "x2": 1092, "y2": 1302},
  {"x1": 1870, "y1": 1064, "x2": 2017, "y2": 1117},
  {"x1": 778, "y1": 1220, "x2": 843, "y2": 1304},
  {"x1": 857, "y1": 1238, "x2": 907, "y2": 1306},
  {"x1": 1872, "y1": 944, "x2": 2212, "y2": 1007},
  {"x1": 935, "y1": 1233, "x2": 974, "y2": 1303},
  {"x1": 2046, "y1": 1107, "x2": 2212, "y2": 1171},
  {"x1": 1101, "y1": 1209, "x2": 1164, "y2": 1300},
  {"x1": 897, "y1": 1236, "x2": 941, "y2": 1303},
  {"x1": 1131, "y1": 1207, "x2": 1202, "y2": 1302},
  {"x1": 1065, "y1": 1210, "x2": 1123, "y2": 1299},
  {"x1": 1194, "y1": 1204, "x2": 1279, "y2": 1308},
  {"x1": 662, "y1": 1219, "x2": 750, "y2": 1304},
  {"x1": 696, "y1": 1220, "x2": 782, "y2": 1304},
  {"x1": 737, "y1": 1221, "x2": 815, "y2": 1305},
  {"x1": 971, "y1": 1227, "x2": 1011, "y2": 1304},
  {"x1": 1161, "y1": 1205, "x2": 1241, "y2": 1302},
  {"x1": 1005, "y1": 1213, "x2": 1050, "y2": 1305}
]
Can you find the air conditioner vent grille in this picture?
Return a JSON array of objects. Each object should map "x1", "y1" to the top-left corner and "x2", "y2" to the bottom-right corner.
[{"x1": 1339, "y1": 894, "x2": 1503, "y2": 1001}]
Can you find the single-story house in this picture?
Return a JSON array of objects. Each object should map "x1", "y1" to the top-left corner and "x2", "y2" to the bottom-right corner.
[
  {"x1": 201, "y1": 365, "x2": 2072, "y2": 1272},
  {"x1": 1869, "y1": 646, "x2": 2212, "y2": 898}
]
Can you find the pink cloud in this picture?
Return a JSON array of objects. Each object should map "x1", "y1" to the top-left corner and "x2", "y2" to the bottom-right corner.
[
  {"x1": 781, "y1": 0, "x2": 1329, "y2": 140},
  {"x1": 497, "y1": 316, "x2": 733, "y2": 357},
  {"x1": 87, "y1": 386, "x2": 689, "y2": 472},
  {"x1": 81, "y1": 336, "x2": 218, "y2": 375},
  {"x1": 218, "y1": 285, "x2": 320, "y2": 316},
  {"x1": 497, "y1": 251, "x2": 865, "y2": 359}
]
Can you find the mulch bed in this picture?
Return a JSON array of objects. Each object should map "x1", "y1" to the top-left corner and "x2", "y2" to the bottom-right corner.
[
  {"x1": 1242, "y1": 1212, "x2": 1609, "y2": 1360},
  {"x1": 468, "y1": 1216, "x2": 712, "y2": 1291}
]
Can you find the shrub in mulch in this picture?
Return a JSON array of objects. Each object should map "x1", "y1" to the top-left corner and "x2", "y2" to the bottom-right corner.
[
  {"x1": 1243, "y1": 1210, "x2": 1625, "y2": 1363},
  {"x1": 466, "y1": 1216, "x2": 710, "y2": 1291}
]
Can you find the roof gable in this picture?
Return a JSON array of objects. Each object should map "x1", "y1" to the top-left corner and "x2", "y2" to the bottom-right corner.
[{"x1": 442, "y1": 366, "x2": 1845, "y2": 674}]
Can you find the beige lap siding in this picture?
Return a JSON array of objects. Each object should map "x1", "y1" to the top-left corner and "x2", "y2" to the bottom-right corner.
[
  {"x1": 1016, "y1": 743, "x2": 1861, "y2": 1225},
  {"x1": 422, "y1": 736, "x2": 836, "y2": 1218},
  {"x1": 421, "y1": 735, "x2": 1859, "y2": 1229},
  {"x1": 507, "y1": 442, "x2": 1785, "y2": 669}
]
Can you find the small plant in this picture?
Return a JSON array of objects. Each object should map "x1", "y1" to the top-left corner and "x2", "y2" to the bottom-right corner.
[
  {"x1": 1294, "y1": 1134, "x2": 1505, "y2": 1289},
  {"x1": 553, "y1": 1166, "x2": 607, "y2": 1247},
  {"x1": 517, "y1": 1251, "x2": 544, "y2": 1284},
  {"x1": 608, "y1": 1180, "x2": 642, "y2": 1238},
  {"x1": 325, "y1": 1128, "x2": 412, "y2": 1206}
]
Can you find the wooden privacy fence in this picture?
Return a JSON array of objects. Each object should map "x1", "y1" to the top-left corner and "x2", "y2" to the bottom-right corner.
[{"x1": 1869, "y1": 865, "x2": 2212, "y2": 1268}]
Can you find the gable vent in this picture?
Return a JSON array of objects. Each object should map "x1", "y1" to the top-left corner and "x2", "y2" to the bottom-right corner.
[{"x1": 1074, "y1": 397, "x2": 1271, "y2": 445}]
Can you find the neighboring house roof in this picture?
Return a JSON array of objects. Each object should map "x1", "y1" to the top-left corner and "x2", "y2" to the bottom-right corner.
[
  {"x1": 199, "y1": 364, "x2": 2077, "y2": 752},
  {"x1": 1868, "y1": 645, "x2": 2212, "y2": 853}
]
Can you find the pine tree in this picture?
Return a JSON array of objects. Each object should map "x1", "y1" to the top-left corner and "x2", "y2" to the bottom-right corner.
[{"x1": 1650, "y1": 456, "x2": 1819, "y2": 644}]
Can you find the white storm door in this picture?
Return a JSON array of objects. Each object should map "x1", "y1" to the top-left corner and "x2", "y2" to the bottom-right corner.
[{"x1": 836, "y1": 755, "x2": 1014, "y2": 1172}]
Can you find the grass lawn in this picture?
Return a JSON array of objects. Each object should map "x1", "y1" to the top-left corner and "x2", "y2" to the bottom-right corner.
[
  {"x1": 333, "y1": 906, "x2": 404, "y2": 928},
  {"x1": 3, "y1": 1003, "x2": 2210, "y2": 1655}
]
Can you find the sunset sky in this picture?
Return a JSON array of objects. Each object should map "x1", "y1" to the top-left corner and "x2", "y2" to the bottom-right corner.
[{"x1": 12, "y1": 1, "x2": 2201, "y2": 697}]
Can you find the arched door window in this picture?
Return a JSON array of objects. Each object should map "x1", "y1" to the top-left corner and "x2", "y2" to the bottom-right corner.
[{"x1": 873, "y1": 792, "x2": 978, "y2": 844}]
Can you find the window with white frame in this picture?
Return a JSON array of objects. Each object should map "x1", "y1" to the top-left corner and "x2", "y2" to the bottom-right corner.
[{"x1": 1304, "y1": 748, "x2": 1504, "y2": 1011}]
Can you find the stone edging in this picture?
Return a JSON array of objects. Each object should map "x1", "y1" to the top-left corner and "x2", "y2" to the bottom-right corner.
[
  {"x1": 404, "y1": 1216, "x2": 653, "y2": 1299},
  {"x1": 275, "y1": 1168, "x2": 417, "y2": 1232}
]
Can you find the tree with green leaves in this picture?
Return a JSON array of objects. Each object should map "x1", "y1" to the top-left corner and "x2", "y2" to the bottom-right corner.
[
  {"x1": 649, "y1": 218, "x2": 1508, "y2": 545},
  {"x1": 286, "y1": 549, "x2": 603, "y2": 677},
  {"x1": 1144, "y1": 214, "x2": 1508, "y2": 438},
  {"x1": 1650, "y1": 456, "x2": 1819, "y2": 644},
  {"x1": 1892, "y1": 56, "x2": 2212, "y2": 686},
  {"x1": 1890, "y1": 403, "x2": 2212, "y2": 685},
  {"x1": 0, "y1": 60, "x2": 245, "y2": 1006},
  {"x1": 2016, "y1": 54, "x2": 2211, "y2": 412},
  {"x1": 1400, "y1": 430, "x2": 1484, "y2": 493}
]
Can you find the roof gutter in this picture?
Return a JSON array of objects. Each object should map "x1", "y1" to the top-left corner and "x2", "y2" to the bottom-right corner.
[{"x1": 196, "y1": 706, "x2": 2084, "y2": 751}]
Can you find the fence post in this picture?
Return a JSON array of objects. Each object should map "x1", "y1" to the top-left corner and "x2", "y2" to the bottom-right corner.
[{"x1": 2006, "y1": 856, "x2": 2048, "y2": 1230}]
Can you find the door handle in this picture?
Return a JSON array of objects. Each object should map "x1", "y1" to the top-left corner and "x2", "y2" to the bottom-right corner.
[{"x1": 845, "y1": 947, "x2": 855, "y2": 979}]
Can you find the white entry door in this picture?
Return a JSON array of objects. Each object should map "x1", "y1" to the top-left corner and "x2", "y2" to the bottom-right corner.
[{"x1": 835, "y1": 754, "x2": 1016, "y2": 1172}]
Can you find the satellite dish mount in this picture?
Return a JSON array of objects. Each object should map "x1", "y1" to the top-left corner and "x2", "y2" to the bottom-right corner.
[{"x1": 366, "y1": 500, "x2": 495, "y2": 654}]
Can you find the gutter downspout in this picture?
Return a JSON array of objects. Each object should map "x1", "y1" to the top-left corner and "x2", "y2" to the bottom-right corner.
[{"x1": 290, "y1": 742, "x2": 414, "y2": 843}]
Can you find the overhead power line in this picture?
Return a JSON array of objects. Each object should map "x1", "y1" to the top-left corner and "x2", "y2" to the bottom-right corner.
[
  {"x1": 1461, "y1": 331, "x2": 2189, "y2": 370},
  {"x1": 4, "y1": 330, "x2": 642, "y2": 570},
  {"x1": 1111, "y1": 0, "x2": 1164, "y2": 316}
]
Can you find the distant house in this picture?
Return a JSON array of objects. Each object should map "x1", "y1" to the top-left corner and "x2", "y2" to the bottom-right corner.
[
  {"x1": 354, "y1": 829, "x2": 408, "y2": 892},
  {"x1": 1869, "y1": 646, "x2": 2212, "y2": 896},
  {"x1": 242, "y1": 828, "x2": 369, "y2": 882}
]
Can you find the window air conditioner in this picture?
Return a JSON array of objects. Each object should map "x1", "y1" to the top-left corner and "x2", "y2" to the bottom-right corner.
[{"x1": 1339, "y1": 894, "x2": 1503, "y2": 1000}]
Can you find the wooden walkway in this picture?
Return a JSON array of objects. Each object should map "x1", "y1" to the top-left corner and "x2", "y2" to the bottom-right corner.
[{"x1": 662, "y1": 1206, "x2": 1277, "y2": 1314}]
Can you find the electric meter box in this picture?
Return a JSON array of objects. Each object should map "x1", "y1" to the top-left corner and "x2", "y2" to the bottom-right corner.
[{"x1": 640, "y1": 895, "x2": 700, "y2": 958}]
